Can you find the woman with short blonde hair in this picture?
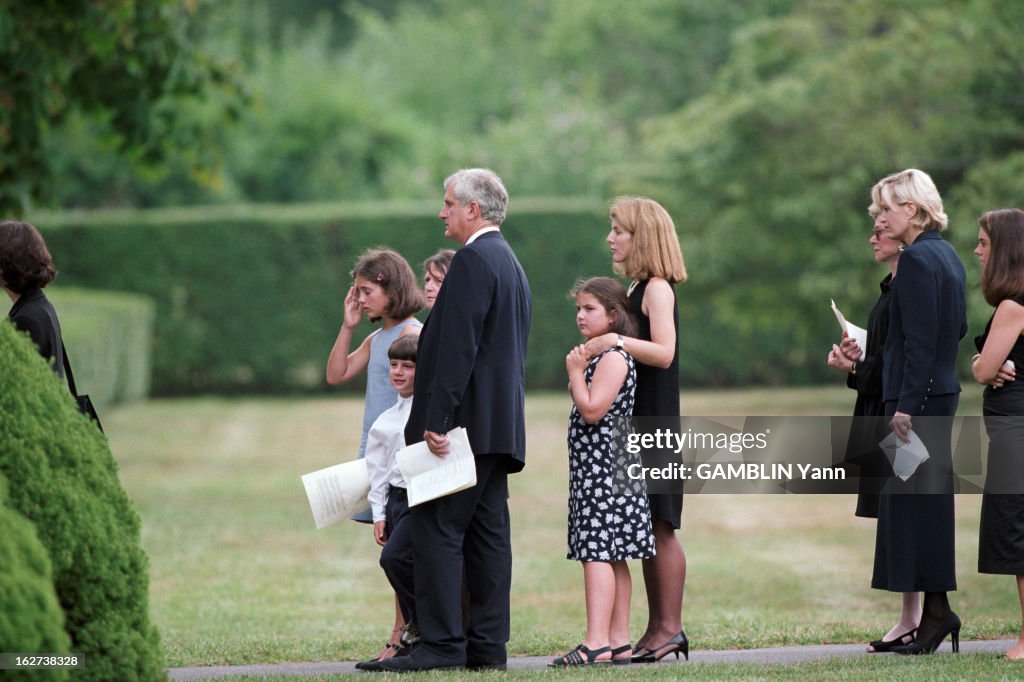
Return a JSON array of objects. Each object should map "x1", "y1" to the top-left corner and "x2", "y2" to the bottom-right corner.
[{"x1": 869, "y1": 168, "x2": 949, "y2": 233}]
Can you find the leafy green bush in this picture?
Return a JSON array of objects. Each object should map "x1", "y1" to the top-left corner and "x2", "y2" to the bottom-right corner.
[
  {"x1": 46, "y1": 287, "x2": 155, "y2": 408},
  {"x1": 0, "y1": 477, "x2": 71, "y2": 682},
  {"x1": 0, "y1": 322, "x2": 164, "y2": 682}
]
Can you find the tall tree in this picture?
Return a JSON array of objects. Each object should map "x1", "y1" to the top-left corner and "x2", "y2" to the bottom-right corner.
[
  {"x1": 0, "y1": 0, "x2": 241, "y2": 215},
  {"x1": 638, "y1": 0, "x2": 1024, "y2": 384}
]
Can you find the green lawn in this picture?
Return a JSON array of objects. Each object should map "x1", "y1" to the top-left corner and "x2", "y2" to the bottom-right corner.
[{"x1": 102, "y1": 384, "x2": 1024, "y2": 675}]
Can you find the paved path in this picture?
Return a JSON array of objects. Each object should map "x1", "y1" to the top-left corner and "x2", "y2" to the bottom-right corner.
[{"x1": 168, "y1": 639, "x2": 1016, "y2": 679}]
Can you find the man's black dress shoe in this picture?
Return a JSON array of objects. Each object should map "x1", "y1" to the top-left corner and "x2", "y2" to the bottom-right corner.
[
  {"x1": 466, "y1": 660, "x2": 507, "y2": 671},
  {"x1": 378, "y1": 651, "x2": 464, "y2": 673}
]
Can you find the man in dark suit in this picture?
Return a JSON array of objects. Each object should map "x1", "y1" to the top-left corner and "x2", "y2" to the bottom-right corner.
[{"x1": 382, "y1": 168, "x2": 531, "y2": 672}]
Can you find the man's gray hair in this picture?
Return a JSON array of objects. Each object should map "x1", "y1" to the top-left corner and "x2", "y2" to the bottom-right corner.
[{"x1": 444, "y1": 168, "x2": 509, "y2": 225}]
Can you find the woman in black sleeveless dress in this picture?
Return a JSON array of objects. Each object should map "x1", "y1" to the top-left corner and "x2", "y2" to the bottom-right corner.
[
  {"x1": 971, "y1": 208, "x2": 1024, "y2": 660},
  {"x1": 584, "y1": 197, "x2": 689, "y2": 663}
]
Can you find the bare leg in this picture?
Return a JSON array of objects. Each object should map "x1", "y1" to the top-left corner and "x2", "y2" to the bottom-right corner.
[
  {"x1": 581, "y1": 561, "x2": 614, "y2": 662},
  {"x1": 374, "y1": 596, "x2": 405, "y2": 660},
  {"x1": 636, "y1": 521, "x2": 686, "y2": 653},
  {"x1": 866, "y1": 592, "x2": 921, "y2": 652},
  {"x1": 1006, "y1": 576, "x2": 1024, "y2": 660},
  {"x1": 609, "y1": 562, "x2": 632, "y2": 661}
]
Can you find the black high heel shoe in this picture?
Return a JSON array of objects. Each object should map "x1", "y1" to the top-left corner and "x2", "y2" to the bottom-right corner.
[
  {"x1": 893, "y1": 612, "x2": 960, "y2": 655},
  {"x1": 867, "y1": 628, "x2": 917, "y2": 653},
  {"x1": 635, "y1": 631, "x2": 689, "y2": 662}
]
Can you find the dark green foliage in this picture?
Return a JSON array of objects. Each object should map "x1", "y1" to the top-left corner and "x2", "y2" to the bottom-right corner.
[
  {"x1": 0, "y1": 323, "x2": 164, "y2": 681},
  {"x1": 0, "y1": 477, "x2": 71, "y2": 682},
  {"x1": 0, "y1": 0, "x2": 243, "y2": 214}
]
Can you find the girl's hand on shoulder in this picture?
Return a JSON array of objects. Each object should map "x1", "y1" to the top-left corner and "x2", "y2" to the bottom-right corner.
[
  {"x1": 583, "y1": 333, "x2": 616, "y2": 359},
  {"x1": 343, "y1": 285, "x2": 363, "y2": 329},
  {"x1": 566, "y1": 344, "x2": 589, "y2": 374}
]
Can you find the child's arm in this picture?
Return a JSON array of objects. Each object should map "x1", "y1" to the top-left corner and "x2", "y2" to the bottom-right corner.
[
  {"x1": 567, "y1": 346, "x2": 628, "y2": 424},
  {"x1": 326, "y1": 286, "x2": 374, "y2": 384}
]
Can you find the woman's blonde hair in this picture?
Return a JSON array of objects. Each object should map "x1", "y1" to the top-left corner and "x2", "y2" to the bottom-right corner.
[
  {"x1": 609, "y1": 196, "x2": 687, "y2": 283},
  {"x1": 868, "y1": 168, "x2": 948, "y2": 232}
]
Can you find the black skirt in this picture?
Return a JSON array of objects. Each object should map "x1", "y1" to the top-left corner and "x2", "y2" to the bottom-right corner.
[
  {"x1": 871, "y1": 395, "x2": 958, "y2": 592},
  {"x1": 978, "y1": 385, "x2": 1024, "y2": 575}
]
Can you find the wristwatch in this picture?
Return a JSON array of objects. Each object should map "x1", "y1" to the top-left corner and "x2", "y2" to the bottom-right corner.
[{"x1": 616, "y1": 334, "x2": 625, "y2": 349}]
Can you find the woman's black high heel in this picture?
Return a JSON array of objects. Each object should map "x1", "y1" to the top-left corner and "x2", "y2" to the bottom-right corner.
[
  {"x1": 635, "y1": 630, "x2": 689, "y2": 662},
  {"x1": 893, "y1": 612, "x2": 960, "y2": 655},
  {"x1": 867, "y1": 628, "x2": 917, "y2": 653}
]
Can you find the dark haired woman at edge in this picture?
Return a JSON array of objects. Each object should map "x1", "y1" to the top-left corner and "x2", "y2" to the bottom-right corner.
[
  {"x1": 1, "y1": 220, "x2": 66, "y2": 377},
  {"x1": 971, "y1": 208, "x2": 1024, "y2": 660}
]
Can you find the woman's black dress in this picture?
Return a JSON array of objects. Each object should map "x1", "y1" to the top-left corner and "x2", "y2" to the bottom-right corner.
[
  {"x1": 844, "y1": 274, "x2": 894, "y2": 518},
  {"x1": 628, "y1": 279, "x2": 683, "y2": 528},
  {"x1": 976, "y1": 302, "x2": 1024, "y2": 575}
]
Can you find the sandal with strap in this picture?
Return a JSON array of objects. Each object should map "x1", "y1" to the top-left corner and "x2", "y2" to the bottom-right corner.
[
  {"x1": 547, "y1": 644, "x2": 612, "y2": 667},
  {"x1": 610, "y1": 644, "x2": 632, "y2": 665},
  {"x1": 355, "y1": 643, "x2": 404, "y2": 671}
]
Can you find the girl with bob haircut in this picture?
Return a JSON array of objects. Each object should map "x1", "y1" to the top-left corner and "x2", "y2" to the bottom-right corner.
[
  {"x1": 325, "y1": 247, "x2": 424, "y2": 661},
  {"x1": 552, "y1": 276, "x2": 652, "y2": 666},
  {"x1": 971, "y1": 208, "x2": 1024, "y2": 660},
  {"x1": 585, "y1": 196, "x2": 689, "y2": 663}
]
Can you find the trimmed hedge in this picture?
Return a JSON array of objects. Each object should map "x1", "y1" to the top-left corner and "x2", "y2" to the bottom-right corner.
[
  {"x1": 0, "y1": 477, "x2": 71, "y2": 682},
  {"x1": 30, "y1": 198, "x2": 859, "y2": 394},
  {"x1": 47, "y1": 287, "x2": 155, "y2": 408},
  {"x1": 0, "y1": 322, "x2": 164, "y2": 682},
  {"x1": 33, "y1": 199, "x2": 618, "y2": 394}
]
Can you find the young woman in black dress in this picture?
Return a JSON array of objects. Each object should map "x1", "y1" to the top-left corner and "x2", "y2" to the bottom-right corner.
[{"x1": 971, "y1": 208, "x2": 1024, "y2": 660}]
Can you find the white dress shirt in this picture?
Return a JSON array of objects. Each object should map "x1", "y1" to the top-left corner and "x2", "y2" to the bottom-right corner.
[{"x1": 365, "y1": 394, "x2": 412, "y2": 522}]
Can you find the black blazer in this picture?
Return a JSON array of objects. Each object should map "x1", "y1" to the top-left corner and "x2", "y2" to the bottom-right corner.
[
  {"x1": 8, "y1": 288, "x2": 65, "y2": 378},
  {"x1": 405, "y1": 231, "x2": 532, "y2": 471},
  {"x1": 882, "y1": 231, "x2": 966, "y2": 413}
]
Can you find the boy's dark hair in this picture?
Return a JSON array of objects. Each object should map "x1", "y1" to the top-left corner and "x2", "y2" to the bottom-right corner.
[{"x1": 387, "y1": 334, "x2": 419, "y2": 362}]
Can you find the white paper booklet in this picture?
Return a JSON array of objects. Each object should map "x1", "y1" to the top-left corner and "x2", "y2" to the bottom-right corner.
[
  {"x1": 301, "y1": 459, "x2": 371, "y2": 529},
  {"x1": 879, "y1": 430, "x2": 931, "y2": 481},
  {"x1": 830, "y1": 299, "x2": 868, "y2": 360},
  {"x1": 396, "y1": 426, "x2": 477, "y2": 506}
]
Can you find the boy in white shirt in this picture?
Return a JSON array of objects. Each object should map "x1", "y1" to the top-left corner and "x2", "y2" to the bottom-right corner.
[{"x1": 360, "y1": 335, "x2": 418, "y2": 670}]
